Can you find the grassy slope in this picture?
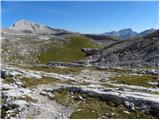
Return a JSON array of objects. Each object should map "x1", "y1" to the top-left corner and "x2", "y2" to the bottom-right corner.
[
  {"x1": 2, "y1": 35, "x2": 101, "y2": 64},
  {"x1": 110, "y1": 75, "x2": 158, "y2": 88},
  {"x1": 38, "y1": 35, "x2": 101, "y2": 63}
]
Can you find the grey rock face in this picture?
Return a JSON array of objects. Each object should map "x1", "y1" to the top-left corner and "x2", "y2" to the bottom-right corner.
[
  {"x1": 10, "y1": 20, "x2": 54, "y2": 34},
  {"x1": 81, "y1": 48, "x2": 99, "y2": 56},
  {"x1": 85, "y1": 30, "x2": 159, "y2": 68},
  {"x1": 1, "y1": 70, "x2": 6, "y2": 79}
]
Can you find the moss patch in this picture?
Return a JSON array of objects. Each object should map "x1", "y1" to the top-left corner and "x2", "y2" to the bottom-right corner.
[
  {"x1": 110, "y1": 75, "x2": 158, "y2": 87},
  {"x1": 3, "y1": 76, "x2": 14, "y2": 84},
  {"x1": 21, "y1": 77, "x2": 71, "y2": 88}
]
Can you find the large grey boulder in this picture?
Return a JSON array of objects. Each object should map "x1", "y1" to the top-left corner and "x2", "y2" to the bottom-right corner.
[{"x1": 81, "y1": 48, "x2": 99, "y2": 56}]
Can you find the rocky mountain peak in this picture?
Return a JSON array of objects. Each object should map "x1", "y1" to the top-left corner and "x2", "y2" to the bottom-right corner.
[
  {"x1": 103, "y1": 28, "x2": 138, "y2": 40},
  {"x1": 9, "y1": 19, "x2": 56, "y2": 34},
  {"x1": 12, "y1": 19, "x2": 34, "y2": 26}
]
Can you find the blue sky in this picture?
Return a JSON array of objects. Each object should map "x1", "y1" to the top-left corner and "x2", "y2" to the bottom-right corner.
[{"x1": 1, "y1": 1, "x2": 158, "y2": 33}]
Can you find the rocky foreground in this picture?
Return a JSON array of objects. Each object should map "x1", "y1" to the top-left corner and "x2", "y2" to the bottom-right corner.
[{"x1": 1, "y1": 64, "x2": 159, "y2": 119}]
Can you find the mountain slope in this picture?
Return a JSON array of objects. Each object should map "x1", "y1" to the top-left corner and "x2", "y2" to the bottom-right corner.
[
  {"x1": 38, "y1": 35, "x2": 101, "y2": 63},
  {"x1": 2, "y1": 32, "x2": 102, "y2": 64},
  {"x1": 10, "y1": 19, "x2": 53, "y2": 33},
  {"x1": 84, "y1": 30, "x2": 159, "y2": 67},
  {"x1": 137, "y1": 28, "x2": 156, "y2": 37}
]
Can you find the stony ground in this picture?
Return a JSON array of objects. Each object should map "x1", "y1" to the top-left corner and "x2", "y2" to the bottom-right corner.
[{"x1": 1, "y1": 64, "x2": 159, "y2": 119}]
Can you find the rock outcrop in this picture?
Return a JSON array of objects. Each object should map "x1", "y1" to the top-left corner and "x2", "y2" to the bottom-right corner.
[{"x1": 81, "y1": 48, "x2": 99, "y2": 56}]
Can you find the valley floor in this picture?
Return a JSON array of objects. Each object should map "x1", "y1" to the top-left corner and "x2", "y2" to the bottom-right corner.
[{"x1": 1, "y1": 64, "x2": 159, "y2": 119}]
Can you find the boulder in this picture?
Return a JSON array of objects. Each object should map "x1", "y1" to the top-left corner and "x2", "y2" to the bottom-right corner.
[
  {"x1": 1, "y1": 70, "x2": 6, "y2": 79},
  {"x1": 81, "y1": 48, "x2": 99, "y2": 56}
]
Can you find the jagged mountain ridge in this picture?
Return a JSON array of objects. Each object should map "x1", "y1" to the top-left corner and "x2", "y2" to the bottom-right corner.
[
  {"x1": 103, "y1": 28, "x2": 156, "y2": 40},
  {"x1": 103, "y1": 28, "x2": 138, "y2": 39}
]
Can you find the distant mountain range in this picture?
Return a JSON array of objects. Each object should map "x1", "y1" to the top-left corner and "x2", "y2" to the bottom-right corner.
[
  {"x1": 103, "y1": 28, "x2": 156, "y2": 40},
  {"x1": 3, "y1": 20, "x2": 156, "y2": 39}
]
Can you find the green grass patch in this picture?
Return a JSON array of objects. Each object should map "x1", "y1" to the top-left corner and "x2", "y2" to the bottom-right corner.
[
  {"x1": 53, "y1": 90, "x2": 155, "y2": 119},
  {"x1": 21, "y1": 77, "x2": 71, "y2": 88},
  {"x1": 3, "y1": 77, "x2": 14, "y2": 84},
  {"x1": 149, "y1": 91, "x2": 159, "y2": 95},
  {"x1": 38, "y1": 35, "x2": 101, "y2": 63},
  {"x1": 110, "y1": 75, "x2": 158, "y2": 88}
]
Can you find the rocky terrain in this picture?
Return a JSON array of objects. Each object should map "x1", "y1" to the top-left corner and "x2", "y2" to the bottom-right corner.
[
  {"x1": 83, "y1": 30, "x2": 159, "y2": 68},
  {"x1": 1, "y1": 19, "x2": 159, "y2": 119},
  {"x1": 1, "y1": 64, "x2": 159, "y2": 119}
]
